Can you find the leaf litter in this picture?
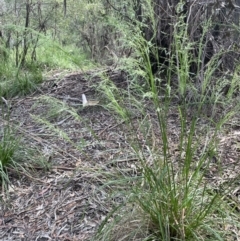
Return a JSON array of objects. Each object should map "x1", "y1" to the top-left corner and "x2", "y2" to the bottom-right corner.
[{"x1": 0, "y1": 67, "x2": 239, "y2": 240}]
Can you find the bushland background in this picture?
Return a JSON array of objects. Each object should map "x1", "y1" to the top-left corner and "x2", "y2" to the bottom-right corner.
[{"x1": 0, "y1": 1, "x2": 240, "y2": 240}]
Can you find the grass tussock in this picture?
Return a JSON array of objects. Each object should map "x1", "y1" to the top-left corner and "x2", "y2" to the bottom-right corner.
[
  {"x1": 0, "y1": 121, "x2": 20, "y2": 190},
  {"x1": 93, "y1": 3, "x2": 240, "y2": 240}
]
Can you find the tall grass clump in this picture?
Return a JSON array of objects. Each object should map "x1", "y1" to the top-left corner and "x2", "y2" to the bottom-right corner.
[
  {"x1": 94, "y1": 2, "x2": 239, "y2": 241},
  {"x1": 0, "y1": 115, "x2": 51, "y2": 192},
  {"x1": 0, "y1": 121, "x2": 20, "y2": 189},
  {"x1": 0, "y1": 48, "x2": 43, "y2": 98}
]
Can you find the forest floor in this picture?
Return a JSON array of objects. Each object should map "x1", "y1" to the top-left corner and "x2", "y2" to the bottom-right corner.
[{"x1": 0, "y1": 68, "x2": 240, "y2": 240}]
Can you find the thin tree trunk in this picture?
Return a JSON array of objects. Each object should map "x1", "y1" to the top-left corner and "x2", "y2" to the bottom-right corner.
[{"x1": 20, "y1": 0, "x2": 30, "y2": 67}]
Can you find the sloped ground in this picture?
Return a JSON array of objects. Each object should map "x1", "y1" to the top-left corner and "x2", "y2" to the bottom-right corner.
[{"x1": 0, "y1": 68, "x2": 240, "y2": 240}]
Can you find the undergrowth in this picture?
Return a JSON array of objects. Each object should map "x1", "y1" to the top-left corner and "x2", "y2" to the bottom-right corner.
[
  {"x1": 0, "y1": 30, "x2": 94, "y2": 193},
  {"x1": 0, "y1": 1, "x2": 239, "y2": 240},
  {"x1": 0, "y1": 121, "x2": 51, "y2": 192},
  {"x1": 0, "y1": 33, "x2": 92, "y2": 99},
  {"x1": 93, "y1": 2, "x2": 240, "y2": 241},
  {"x1": 0, "y1": 123, "x2": 19, "y2": 189}
]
